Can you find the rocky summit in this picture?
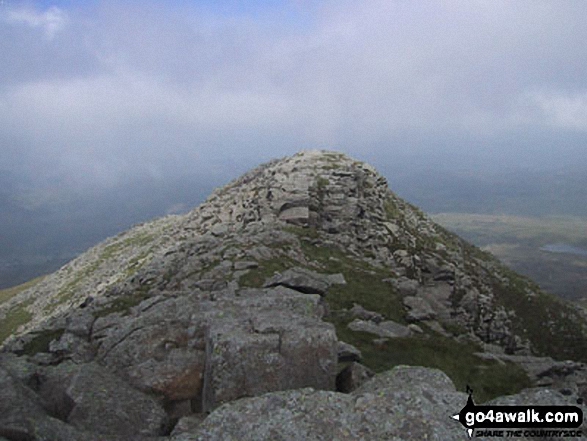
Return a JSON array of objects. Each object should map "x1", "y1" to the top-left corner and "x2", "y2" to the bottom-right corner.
[{"x1": 1, "y1": 150, "x2": 586, "y2": 440}]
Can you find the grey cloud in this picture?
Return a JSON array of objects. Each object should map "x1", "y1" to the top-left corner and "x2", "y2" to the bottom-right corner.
[{"x1": 1, "y1": 0, "x2": 587, "y2": 191}]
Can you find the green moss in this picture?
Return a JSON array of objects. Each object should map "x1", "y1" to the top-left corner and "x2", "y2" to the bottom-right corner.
[
  {"x1": 317, "y1": 177, "x2": 330, "y2": 188},
  {"x1": 21, "y1": 329, "x2": 65, "y2": 355},
  {"x1": 94, "y1": 285, "x2": 152, "y2": 318},
  {"x1": 239, "y1": 256, "x2": 296, "y2": 288}
]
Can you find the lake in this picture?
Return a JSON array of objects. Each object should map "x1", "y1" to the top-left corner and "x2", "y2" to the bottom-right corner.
[{"x1": 541, "y1": 243, "x2": 587, "y2": 257}]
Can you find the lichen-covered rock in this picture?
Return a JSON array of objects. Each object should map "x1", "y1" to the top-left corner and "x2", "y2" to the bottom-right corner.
[
  {"x1": 203, "y1": 309, "x2": 337, "y2": 412},
  {"x1": 175, "y1": 366, "x2": 468, "y2": 441},
  {"x1": 40, "y1": 362, "x2": 168, "y2": 437}
]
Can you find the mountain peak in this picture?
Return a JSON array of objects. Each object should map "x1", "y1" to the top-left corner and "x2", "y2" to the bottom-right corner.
[
  {"x1": 1, "y1": 151, "x2": 587, "y2": 439},
  {"x1": 187, "y1": 149, "x2": 383, "y2": 232}
]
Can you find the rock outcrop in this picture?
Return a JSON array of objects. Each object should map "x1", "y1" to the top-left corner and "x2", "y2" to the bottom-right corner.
[{"x1": 1, "y1": 150, "x2": 586, "y2": 440}]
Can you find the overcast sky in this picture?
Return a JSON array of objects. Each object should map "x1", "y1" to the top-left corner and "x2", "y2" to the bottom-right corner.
[{"x1": 2, "y1": 0, "x2": 587, "y2": 196}]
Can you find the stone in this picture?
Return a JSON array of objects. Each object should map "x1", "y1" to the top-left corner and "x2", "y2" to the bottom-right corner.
[
  {"x1": 336, "y1": 362, "x2": 374, "y2": 393},
  {"x1": 349, "y1": 303, "x2": 383, "y2": 323},
  {"x1": 348, "y1": 319, "x2": 411, "y2": 338},
  {"x1": 171, "y1": 415, "x2": 207, "y2": 437},
  {"x1": 180, "y1": 366, "x2": 469, "y2": 441},
  {"x1": 40, "y1": 362, "x2": 168, "y2": 437},
  {"x1": 234, "y1": 261, "x2": 258, "y2": 271},
  {"x1": 65, "y1": 311, "x2": 95, "y2": 337},
  {"x1": 337, "y1": 341, "x2": 362, "y2": 362},
  {"x1": 0, "y1": 366, "x2": 48, "y2": 439},
  {"x1": 203, "y1": 310, "x2": 338, "y2": 412},
  {"x1": 327, "y1": 273, "x2": 346, "y2": 285},
  {"x1": 389, "y1": 277, "x2": 419, "y2": 297},
  {"x1": 263, "y1": 267, "x2": 333, "y2": 295},
  {"x1": 403, "y1": 296, "x2": 436, "y2": 322}
]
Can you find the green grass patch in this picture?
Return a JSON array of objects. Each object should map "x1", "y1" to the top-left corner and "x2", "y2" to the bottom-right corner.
[
  {"x1": 238, "y1": 256, "x2": 296, "y2": 288},
  {"x1": 0, "y1": 276, "x2": 45, "y2": 305},
  {"x1": 21, "y1": 329, "x2": 65, "y2": 355},
  {"x1": 285, "y1": 226, "x2": 405, "y2": 322},
  {"x1": 0, "y1": 297, "x2": 35, "y2": 345},
  {"x1": 492, "y1": 270, "x2": 587, "y2": 362},
  {"x1": 384, "y1": 198, "x2": 402, "y2": 221},
  {"x1": 329, "y1": 315, "x2": 531, "y2": 403},
  {"x1": 94, "y1": 285, "x2": 152, "y2": 318}
]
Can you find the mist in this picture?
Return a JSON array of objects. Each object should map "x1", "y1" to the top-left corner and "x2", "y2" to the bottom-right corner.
[{"x1": 2, "y1": 0, "x2": 587, "y2": 287}]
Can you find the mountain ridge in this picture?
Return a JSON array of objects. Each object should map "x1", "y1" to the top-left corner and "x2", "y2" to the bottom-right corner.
[{"x1": 1, "y1": 150, "x2": 586, "y2": 440}]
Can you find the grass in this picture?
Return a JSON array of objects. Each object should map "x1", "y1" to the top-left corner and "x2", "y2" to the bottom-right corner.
[
  {"x1": 21, "y1": 329, "x2": 65, "y2": 355},
  {"x1": 0, "y1": 297, "x2": 35, "y2": 345},
  {"x1": 0, "y1": 276, "x2": 45, "y2": 305},
  {"x1": 238, "y1": 255, "x2": 296, "y2": 288},
  {"x1": 281, "y1": 225, "x2": 533, "y2": 402},
  {"x1": 94, "y1": 285, "x2": 152, "y2": 318},
  {"x1": 491, "y1": 269, "x2": 587, "y2": 362},
  {"x1": 329, "y1": 314, "x2": 532, "y2": 403}
]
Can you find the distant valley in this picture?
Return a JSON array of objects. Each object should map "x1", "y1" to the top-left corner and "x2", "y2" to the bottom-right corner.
[{"x1": 432, "y1": 213, "x2": 587, "y2": 301}]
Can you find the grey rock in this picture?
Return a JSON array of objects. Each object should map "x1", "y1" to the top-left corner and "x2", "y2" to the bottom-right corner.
[
  {"x1": 327, "y1": 273, "x2": 346, "y2": 285},
  {"x1": 392, "y1": 277, "x2": 420, "y2": 297},
  {"x1": 337, "y1": 341, "x2": 362, "y2": 362},
  {"x1": 403, "y1": 295, "x2": 437, "y2": 322},
  {"x1": 203, "y1": 310, "x2": 337, "y2": 412},
  {"x1": 41, "y1": 362, "x2": 168, "y2": 437},
  {"x1": 171, "y1": 415, "x2": 207, "y2": 437},
  {"x1": 65, "y1": 310, "x2": 95, "y2": 337},
  {"x1": 349, "y1": 303, "x2": 383, "y2": 323},
  {"x1": 348, "y1": 319, "x2": 411, "y2": 338},
  {"x1": 0, "y1": 365, "x2": 48, "y2": 439},
  {"x1": 180, "y1": 366, "x2": 468, "y2": 441},
  {"x1": 263, "y1": 267, "x2": 333, "y2": 295},
  {"x1": 233, "y1": 260, "x2": 259, "y2": 271},
  {"x1": 336, "y1": 362, "x2": 374, "y2": 393}
]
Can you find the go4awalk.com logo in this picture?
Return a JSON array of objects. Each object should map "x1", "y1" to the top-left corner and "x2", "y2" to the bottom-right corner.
[{"x1": 452, "y1": 388, "x2": 584, "y2": 438}]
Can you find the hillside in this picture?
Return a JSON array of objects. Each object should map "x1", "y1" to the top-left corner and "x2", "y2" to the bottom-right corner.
[
  {"x1": 1, "y1": 151, "x2": 586, "y2": 440},
  {"x1": 432, "y1": 213, "x2": 587, "y2": 301}
]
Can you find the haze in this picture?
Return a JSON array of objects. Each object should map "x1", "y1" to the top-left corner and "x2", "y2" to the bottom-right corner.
[{"x1": 2, "y1": 0, "x2": 587, "y2": 287}]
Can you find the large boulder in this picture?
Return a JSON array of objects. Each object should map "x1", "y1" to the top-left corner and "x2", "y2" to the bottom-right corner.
[
  {"x1": 39, "y1": 362, "x2": 168, "y2": 437},
  {"x1": 203, "y1": 308, "x2": 337, "y2": 412},
  {"x1": 264, "y1": 267, "x2": 344, "y2": 295},
  {"x1": 174, "y1": 366, "x2": 468, "y2": 441},
  {"x1": 348, "y1": 318, "x2": 411, "y2": 338}
]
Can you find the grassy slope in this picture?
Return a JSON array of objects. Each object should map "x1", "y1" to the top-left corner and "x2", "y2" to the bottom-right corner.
[{"x1": 0, "y1": 276, "x2": 45, "y2": 344}]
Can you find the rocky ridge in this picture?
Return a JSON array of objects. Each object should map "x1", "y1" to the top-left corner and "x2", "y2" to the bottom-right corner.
[{"x1": 1, "y1": 150, "x2": 586, "y2": 440}]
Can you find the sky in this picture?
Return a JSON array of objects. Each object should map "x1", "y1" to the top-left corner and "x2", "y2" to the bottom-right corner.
[{"x1": 2, "y1": 0, "x2": 587, "y2": 201}]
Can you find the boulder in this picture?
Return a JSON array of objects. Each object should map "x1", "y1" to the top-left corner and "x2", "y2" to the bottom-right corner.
[
  {"x1": 403, "y1": 296, "x2": 436, "y2": 322},
  {"x1": 177, "y1": 366, "x2": 468, "y2": 441},
  {"x1": 40, "y1": 362, "x2": 168, "y2": 437},
  {"x1": 336, "y1": 362, "x2": 374, "y2": 393},
  {"x1": 337, "y1": 341, "x2": 362, "y2": 363},
  {"x1": 203, "y1": 310, "x2": 338, "y2": 412},
  {"x1": 349, "y1": 303, "x2": 383, "y2": 323},
  {"x1": 348, "y1": 319, "x2": 411, "y2": 338},
  {"x1": 263, "y1": 267, "x2": 336, "y2": 295}
]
